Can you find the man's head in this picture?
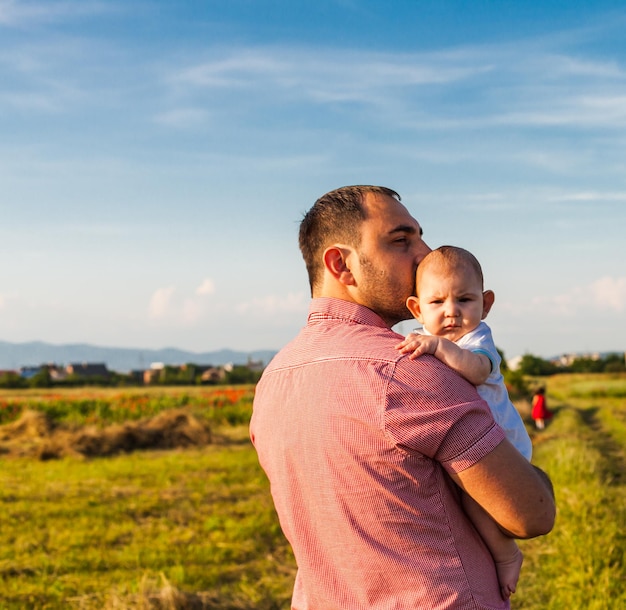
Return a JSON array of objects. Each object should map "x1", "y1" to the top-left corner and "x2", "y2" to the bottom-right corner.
[
  {"x1": 299, "y1": 185, "x2": 431, "y2": 327},
  {"x1": 299, "y1": 186, "x2": 400, "y2": 291},
  {"x1": 406, "y1": 245, "x2": 495, "y2": 342}
]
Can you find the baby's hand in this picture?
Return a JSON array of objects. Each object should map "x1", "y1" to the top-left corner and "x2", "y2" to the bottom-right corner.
[{"x1": 395, "y1": 333, "x2": 439, "y2": 360}]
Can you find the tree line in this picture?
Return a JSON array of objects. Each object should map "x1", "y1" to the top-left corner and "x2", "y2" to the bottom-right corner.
[
  {"x1": 0, "y1": 364, "x2": 263, "y2": 390},
  {"x1": 2, "y1": 351, "x2": 622, "y2": 391},
  {"x1": 502, "y1": 351, "x2": 625, "y2": 400},
  {"x1": 514, "y1": 352, "x2": 625, "y2": 376}
]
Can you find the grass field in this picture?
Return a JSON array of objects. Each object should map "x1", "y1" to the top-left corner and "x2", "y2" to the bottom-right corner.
[
  {"x1": 516, "y1": 374, "x2": 626, "y2": 609},
  {"x1": 0, "y1": 377, "x2": 625, "y2": 609}
]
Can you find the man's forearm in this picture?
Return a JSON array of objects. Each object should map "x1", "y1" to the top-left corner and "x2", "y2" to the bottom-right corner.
[{"x1": 454, "y1": 440, "x2": 557, "y2": 539}]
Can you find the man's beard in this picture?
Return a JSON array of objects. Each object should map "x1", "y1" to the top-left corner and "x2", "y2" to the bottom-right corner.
[{"x1": 358, "y1": 255, "x2": 414, "y2": 327}]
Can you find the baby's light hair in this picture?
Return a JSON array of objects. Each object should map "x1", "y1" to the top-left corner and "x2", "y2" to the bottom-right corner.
[{"x1": 415, "y1": 245, "x2": 484, "y2": 296}]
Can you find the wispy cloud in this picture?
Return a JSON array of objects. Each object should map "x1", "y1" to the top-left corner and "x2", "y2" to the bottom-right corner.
[
  {"x1": 153, "y1": 107, "x2": 209, "y2": 128},
  {"x1": 522, "y1": 275, "x2": 626, "y2": 317},
  {"x1": 195, "y1": 278, "x2": 215, "y2": 296},
  {"x1": 590, "y1": 276, "x2": 626, "y2": 312},
  {"x1": 546, "y1": 190, "x2": 626, "y2": 203},
  {"x1": 491, "y1": 95, "x2": 626, "y2": 128},
  {"x1": 156, "y1": 37, "x2": 626, "y2": 138},
  {"x1": 0, "y1": 41, "x2": 119, "y2": 118},
  {"x1": 148, "y1": 286, "x2": 176, "y2": 320},
  {"x1": 174, "y1": 53, "x2": 290, "y2": 88},
  {"x1": 236, "y1": 292, "x2": 308, "y2": 316},
  {"x1": 3, "y1": 12, "x2": 626, "y2": 139},
  {"x1": 0, "y1": 0, "x2": 115, "y2": 27},
  {"x1": 169, "y1": 47, "x2": 493, "y2": 100},
  {"x1": 544, "y1": 54, "x2": 626, "y2": 79},
  {"x1": 0, "y1": 90, "x2": 62, "y2": 112},
  {"x1": 148, "y1": 279, "x2": 218, "y2": 325}
]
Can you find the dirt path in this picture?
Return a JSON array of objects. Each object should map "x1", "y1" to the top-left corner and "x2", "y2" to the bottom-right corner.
[{"x1": 579, "y1": 405, "x2": 626, "y2": 486}]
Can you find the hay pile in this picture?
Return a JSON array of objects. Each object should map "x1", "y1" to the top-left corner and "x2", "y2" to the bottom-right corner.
[{"x1": 0, "y1": 409, "x2": 212, "y2": 460}]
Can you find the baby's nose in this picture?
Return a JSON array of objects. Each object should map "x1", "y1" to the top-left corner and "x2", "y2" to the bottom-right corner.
[{"x1": 445, "y1": 302, "x2": 460, "y2": 316}]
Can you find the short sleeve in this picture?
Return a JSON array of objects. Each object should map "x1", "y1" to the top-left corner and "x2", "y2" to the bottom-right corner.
[{"x1": 384, "y1": 354, "x2": 506, "y2": 473}]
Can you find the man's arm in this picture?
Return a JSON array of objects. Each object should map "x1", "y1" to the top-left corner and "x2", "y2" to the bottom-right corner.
[
  {"x1": 396, "y1": 334, "x2": 491, "y2": 386},
  {"x1": 449, "y1": 438, "x2": 556, "y2": 539}
]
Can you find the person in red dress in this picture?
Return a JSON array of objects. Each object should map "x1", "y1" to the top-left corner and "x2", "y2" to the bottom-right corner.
[{"x1": 531, "y1": 387, "x2": 552, "y2": 429}]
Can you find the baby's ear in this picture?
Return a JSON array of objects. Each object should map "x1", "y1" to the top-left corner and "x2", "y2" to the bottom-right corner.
[
  {"x1": 482, "y1": 290, "x2": 495, "y2": 319},
  {"x1": 406, "y1": 295, "x2": 422, "y2": 321}
]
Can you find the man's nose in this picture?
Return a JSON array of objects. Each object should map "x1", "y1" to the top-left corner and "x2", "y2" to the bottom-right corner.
[{"x1": 414, "y1": 240, "x2": 432, "y2": 264}]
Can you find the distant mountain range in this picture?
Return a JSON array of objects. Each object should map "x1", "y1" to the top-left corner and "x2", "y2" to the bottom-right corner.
[{"x1": 0, "y1": 340, "x2": 277, "y2": 373}]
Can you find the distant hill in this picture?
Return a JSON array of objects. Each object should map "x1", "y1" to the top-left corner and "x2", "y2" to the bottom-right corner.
[{"x1": 0, "y1": 341, "x2": 277, "y2": 373}]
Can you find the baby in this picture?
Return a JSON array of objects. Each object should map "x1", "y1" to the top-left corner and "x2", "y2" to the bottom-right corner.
[{"x1": 396, "y1": 245, "x2": 532, "y2": 600}]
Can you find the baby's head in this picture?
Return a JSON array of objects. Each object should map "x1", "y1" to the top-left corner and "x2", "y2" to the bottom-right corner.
[
  {"x1": 407, "y1": 246, "x2": 494, "y2": 342},
  {"x1": 416, "y1": 245, "x2": 484, "y2": 292}
]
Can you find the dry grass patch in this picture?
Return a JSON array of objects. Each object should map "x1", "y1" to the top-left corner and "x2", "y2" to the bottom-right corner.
[{"x1": 0, "y1": 408, "x2": 212, "y2": 460}]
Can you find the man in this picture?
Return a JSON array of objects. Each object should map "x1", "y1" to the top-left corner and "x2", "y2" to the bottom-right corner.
[{"x1": 250, "y1": 186, "x2": 555, "y2": 609}]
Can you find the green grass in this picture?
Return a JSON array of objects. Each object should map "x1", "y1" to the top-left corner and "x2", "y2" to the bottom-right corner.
[
  {"x1": 0, "y1": 387, "x2": 296, "y2": 609},
  {"x1": 516, "y1": 374, "x2": 626, "y2": 609},
  {"x1": 0, "y1": 386, "x2": 254, "y2": 427},
  {"x1": 0, "y1": 430, "x2": 296, "y2": 608},
  {"x1": 546, "y1": 373, "x2": 626, "y2": 451},
  {"x1": 1, "y1": 377, "x2": 625, "y2": 608}
]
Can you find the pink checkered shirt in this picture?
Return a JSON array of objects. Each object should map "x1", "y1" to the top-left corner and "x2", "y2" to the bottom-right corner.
[{"x1": 251, "y1": 298, "x2": 508, "y2": 609}]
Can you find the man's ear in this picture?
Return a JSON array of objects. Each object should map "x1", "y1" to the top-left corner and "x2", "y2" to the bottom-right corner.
[
  {"x1": 323, "y1": 246, "x2": 355, "y2": 286},
  {"x1": 482, "y1": 290, "x2": 495, "y2": 319},
  {"x1": 406, "y1": 295, "x2": 423, "y2": 322}
]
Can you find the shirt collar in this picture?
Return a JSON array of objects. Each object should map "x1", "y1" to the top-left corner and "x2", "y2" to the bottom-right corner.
[{"x1": 307, "y1": 297, "x2": 389, "y2": 329}]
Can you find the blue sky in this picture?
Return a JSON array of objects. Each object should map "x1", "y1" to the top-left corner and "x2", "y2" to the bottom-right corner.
[{"x1": 1, "y1": 0, "x2": 625, "y2": 360}]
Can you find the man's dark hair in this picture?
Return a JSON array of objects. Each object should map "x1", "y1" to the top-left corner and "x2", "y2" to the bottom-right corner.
[{"x1": 299, "y1": 185, "x2": 401, "y2": 293}]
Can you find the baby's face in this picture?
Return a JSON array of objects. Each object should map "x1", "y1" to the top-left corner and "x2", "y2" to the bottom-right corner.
[{"x1": 414, "y1": 267, "x2": 486, "y2": 342}]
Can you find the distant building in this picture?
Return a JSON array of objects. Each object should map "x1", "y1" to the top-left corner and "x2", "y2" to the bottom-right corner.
[
  {"x1": 127, "y1": 369, "x2": 145, "y2": 383},
  {"x1": 552, "y1": 352, "x2": 603, "y2": 367},
  {"x1": 506, "y1": 356, "x2": 523, "y2": 371},
  {"x1": 19, "y1": 363, "x2": 68, "y2": 381},
  {"x1": 200, "y1": 366, "x2": 227, "y2": 383},
  {"x1": 19, "y1": 366, "x2": 44, "y2": 379},
  {"x1": 48, "y1": 364, "x2": 68, "y2": 381},
  {"x1": 245, "y1": 358, "x2": 265, "y2": 373},
  {"x1": 66, "y1": 362, "x2": 110, "y2": 378},
  {"x1": 143, "y1": 368, "x2": 161, "y2": 384}
]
